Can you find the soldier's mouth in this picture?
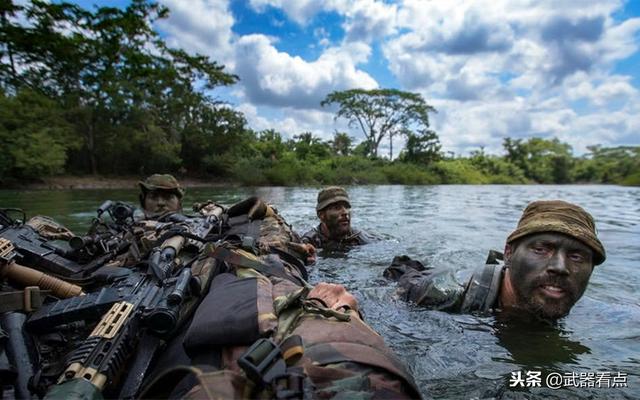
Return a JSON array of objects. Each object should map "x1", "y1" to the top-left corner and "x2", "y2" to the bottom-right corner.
[{"x1": 538, "y1": 285, "x2": 566, "y2": 299}]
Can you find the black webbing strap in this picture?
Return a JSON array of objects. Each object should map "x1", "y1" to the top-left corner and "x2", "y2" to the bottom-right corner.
[
  {"x1": 210, "y1": 247, "x2": 303, "y2": 286},
  {"x1": 460, "y1": 261, "x2": 503, "y2": 313},
  {"x1": 0, "y1": 287, "x2": 50, "y2": 313}
]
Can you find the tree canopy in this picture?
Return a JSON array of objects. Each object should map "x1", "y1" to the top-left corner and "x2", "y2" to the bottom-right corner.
[
  {"x1": 321, "y1": 89, "x2": 437, "y2": 159},
  {"x1": 0, "y1": 0, "x2": 239, "y2": 176}
]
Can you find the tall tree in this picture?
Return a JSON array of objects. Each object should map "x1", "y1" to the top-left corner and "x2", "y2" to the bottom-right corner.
[
  {"x1": 400, "y1": 129, "x2": 442, "y2": 165},
  {"x1": 321, "y1": 88, "x2": 436, "y2": 158},
  {"x1": 291, "y1": 132, "x2": 331, "y2": 160},
  {"x1": 329, "y1": 131, "x2": 353, "y2": 156}
]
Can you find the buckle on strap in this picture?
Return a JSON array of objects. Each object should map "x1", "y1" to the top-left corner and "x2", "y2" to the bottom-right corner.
[
  {"x1": 237, "y1": 338, "x2": 287, "y2": 386},
  {"x1": 273, "y1": 369, "x2": 305, "y2": 399},
  {"x1": 23, "y1": 286, "x2": 41, "y2": 312}
]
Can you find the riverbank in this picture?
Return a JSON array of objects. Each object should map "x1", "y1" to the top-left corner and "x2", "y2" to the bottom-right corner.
[
  {"x1": 11, "y1": 176, "x2": 236, "y2": 190},
  {"x1": 6, "y1": 168, "x2": 639, "y2": 190}
]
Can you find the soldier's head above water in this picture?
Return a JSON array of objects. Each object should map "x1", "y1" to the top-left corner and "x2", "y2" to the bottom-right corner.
[
  {"x1": 138, "y1": 174, "x2": 184, "y2": 217},
  {"x1": 385, "y1": 199, "x2": 605, "y2": 322},
  {"x1": 315, "y1": 186, "x2": 353, "y2": 239},
  {"x1": 500, "y1": 200, "x2": 605, "y2": 320}
]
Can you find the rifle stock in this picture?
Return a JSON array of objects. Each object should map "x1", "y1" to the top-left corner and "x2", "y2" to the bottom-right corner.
[{"x1": 0, "y1": 238, "x2": 84, "y2": 298}]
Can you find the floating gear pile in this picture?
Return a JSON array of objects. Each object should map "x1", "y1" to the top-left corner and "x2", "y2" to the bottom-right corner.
[{"x1": 0, "y1": 197, "x2": 420, "y2": 400}]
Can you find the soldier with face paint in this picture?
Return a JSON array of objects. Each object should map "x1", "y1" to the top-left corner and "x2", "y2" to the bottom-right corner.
[
  {"x1": 384, "y1": 200, "x2": 606, "y2": 321},
  {"x1": 302, "y1": 186, "x2": 374, "y2": 249},
  {"x1": 138, "y1": 174, "x2": 185, "y2": 219}
]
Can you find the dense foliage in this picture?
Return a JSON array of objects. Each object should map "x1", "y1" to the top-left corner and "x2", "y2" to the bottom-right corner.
[{"x1": 1, "y1": 1, "x2": 638, "y2": 186}]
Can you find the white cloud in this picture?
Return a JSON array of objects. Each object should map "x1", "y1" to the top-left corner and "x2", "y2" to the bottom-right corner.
[
  {"x1": 234, "y1": 35, "x2": 377, "y2": 109},
  {"x1": 248, "y1": 0, "x2": 325, "y2": 25},
  {"x1": 236, "y1": 103, "x2": 339, "y2": 139},
  {"x1": 339, "y1": 0, "x2": 398, "y2": 42},
  {"x1": 157, "y1": 0, "x2": 235, "y2": 67},
  {"x1": 379, "y1": 0, "x2": 640, "y2": 154}
]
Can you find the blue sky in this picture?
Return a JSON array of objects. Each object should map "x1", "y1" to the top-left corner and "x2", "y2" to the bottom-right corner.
[{"x1": 70, "y1": 0, "x2": 640, "y2": 155}]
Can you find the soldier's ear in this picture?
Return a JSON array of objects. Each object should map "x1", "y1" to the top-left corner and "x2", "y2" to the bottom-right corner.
[
  {"x1": 504, "y1": 243, "x2": 513, "y2": 263},
  {"x1": 317, "y1": 210, "x2": 324, "y2": 220}
]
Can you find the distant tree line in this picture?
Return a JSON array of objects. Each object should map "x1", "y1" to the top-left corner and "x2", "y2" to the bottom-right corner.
[{"x1": 1, "y1": 0, "x2": 638, "y2": 186}]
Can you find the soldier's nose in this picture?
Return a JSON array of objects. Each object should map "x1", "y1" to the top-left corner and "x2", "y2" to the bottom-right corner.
[{"x1": 547, "y1": 252, "x2": 569, "y2": 275}]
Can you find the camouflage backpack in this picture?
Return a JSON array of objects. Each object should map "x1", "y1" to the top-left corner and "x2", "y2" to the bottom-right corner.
[{"x1": 142, "y1": 197, "x2": 420, "y2": 399}]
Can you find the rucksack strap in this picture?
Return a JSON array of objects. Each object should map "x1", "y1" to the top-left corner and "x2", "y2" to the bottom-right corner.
[
  {"x1": 210, "y1": 246, "x2": 306, "y2": 287},
  {"x1": 0, "y1": 287, "x2": 50, "y2": 313},
  {"x1": 460, "y1": 253, "x2": 504, "y2": 314}
]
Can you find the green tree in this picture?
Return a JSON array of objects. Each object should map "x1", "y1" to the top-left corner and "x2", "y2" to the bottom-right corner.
[
  {"x1": 574, "y1": 145, "x2": 640, "y2": 184},
  {"x1": 400, "y1": 129, "x2": 442, "y2": 165},
  {"x1": 1, "y1": 0, "x2": 239, "y2": 175},
  {"x1": 0, "y1": 89, "x2": 76, "y2": 179},
  {"x1": 503, "y1": 137, "x2": 573, "y2": 183},
  {"x1": 329, "y1": 131, "x2": 353, "y2": 156},
  {"x1": 321, "y1": 88, "x2": 436, "y2": 158},
  {"x1": 253, "y1": 129, "x2": 290, "y2": 161},
  {"x1": 291, "y1": 132, "x2": 331, "y2": 160},
  {"x1": 352, "y1": 140, "x2": 373, "y2": 158}
]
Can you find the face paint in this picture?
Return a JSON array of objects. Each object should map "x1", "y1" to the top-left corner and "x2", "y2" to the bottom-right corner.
[
  {"x1": 507, "y1": 232, "x2": 594, "y2": 320},
  {"x1": 319, "y1": 201, "x2": 352, "y2": 239},
  {"x1": 143, "y1": 190, "x2": 181, "y2": 215}
]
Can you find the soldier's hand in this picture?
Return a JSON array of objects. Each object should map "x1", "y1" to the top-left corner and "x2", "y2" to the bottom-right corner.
[
  {"x1": 308, "y1": 282, "x2": 359, "y2": 315},
  {"x1": 301, "y1": 243, "x2": 317, "y2": 265}
]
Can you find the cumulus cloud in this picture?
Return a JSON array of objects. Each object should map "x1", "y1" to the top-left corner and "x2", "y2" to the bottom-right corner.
[
  {"x1": 157, "y1": 0, "x2": 235, "y2": 67},
  {"x1": 339, "y1": 0, "x2": 398, "y2": 43},
  {"x1": 234, "y1": 35, "x2": 377, "y2": 109},
  {"x1": 248, "y1": 0, "x2": 325, "y2": 25},
  {"x1": 236, "y1": 103, "x2": 340, "y2": 139},
  {"x1": 377, "y1": 0, "x2": 640, "y2": 154}
]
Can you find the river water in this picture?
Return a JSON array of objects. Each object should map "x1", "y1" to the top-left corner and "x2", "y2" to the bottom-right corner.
[{"x1": 1, "y1": 185, "x2": 638, "y2": 399}]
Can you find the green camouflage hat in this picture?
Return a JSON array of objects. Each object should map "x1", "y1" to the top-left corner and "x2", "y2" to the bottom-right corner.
[
  {"x1": 506, "y1": 200, "x2": 606, "y2": 265},
  {"x1": 138, "y1": 174, "x2": 185, "y2": 198},
  {"x1": 316, "y1": 186, "x2": 351, "y2": 211}
]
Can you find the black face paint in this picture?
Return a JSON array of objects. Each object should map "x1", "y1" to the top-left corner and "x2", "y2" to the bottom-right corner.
[
  {"x1": 143, "y1": 190, "x2": 181, "y2": 215},
  {"x1": 507, "y1": 232, "x2": 594, "y2": 320}
]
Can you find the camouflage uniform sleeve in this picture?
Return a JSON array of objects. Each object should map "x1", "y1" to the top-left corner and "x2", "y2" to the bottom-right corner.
[
  {"x1": 384, "y1": 256, "x2": 465, "y2": 312},
  {"x1": 354, "y1": 229, "x2": 376, "y2": 244},
  {"x1": 301, "y1": 226, "x2": 322, "y2": 248}
]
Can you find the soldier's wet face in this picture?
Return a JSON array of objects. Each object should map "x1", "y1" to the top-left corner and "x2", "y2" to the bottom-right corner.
[
  {"x1": 319, "y1": 201, "x2": 351, "y2": 238},
  {"x1": 143, "y1": 190, "x2": 181, "y2": 214},
  {"x1": 507, "y1": 232, "x2": 594, "y2": 320}
]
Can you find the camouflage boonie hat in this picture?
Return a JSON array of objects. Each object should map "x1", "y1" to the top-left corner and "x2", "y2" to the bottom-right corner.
[
  {"x1": 138, "y1": 174, "x2": 185, "y2": 198},
  {"x1": 507, "y1": 200, "x2": 606, "y2": 265},
  {"x1": 316, "y1": 186, "x2": 351, "y2": 211}
]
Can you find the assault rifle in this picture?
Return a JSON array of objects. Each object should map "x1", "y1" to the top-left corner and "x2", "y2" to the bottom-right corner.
[
  {"x1": 67, "y1": 201, "x2": 136, "y2": 266},
  {"x1": 33, "y1": 214, "x2": 221, "y2": 399},
  {"x1": 0, "y1": 208, "x2": 85, "y2": 277},
  {"x1": 0, "y1": 238, "x2": 84, "y2": 299}
]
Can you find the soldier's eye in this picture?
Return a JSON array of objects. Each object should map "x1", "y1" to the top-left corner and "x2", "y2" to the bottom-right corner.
[
  {"x1": 531, "y1": 245, "x2": 547, "y2": 254},
  {"x1": 569, "y1": 253, "x2": 586, "y2": 263}
]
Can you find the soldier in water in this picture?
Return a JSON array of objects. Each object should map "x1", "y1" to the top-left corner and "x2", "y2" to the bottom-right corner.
[
  {"x1": 302, "y1": 186, "x2": 374, "y2": 249},
  {"x1": 385, "y1": 200, "x2": 605, "y2": 321},
  {"x1": 138, "y1": 174, "x2": 184, "y2": 218}
]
